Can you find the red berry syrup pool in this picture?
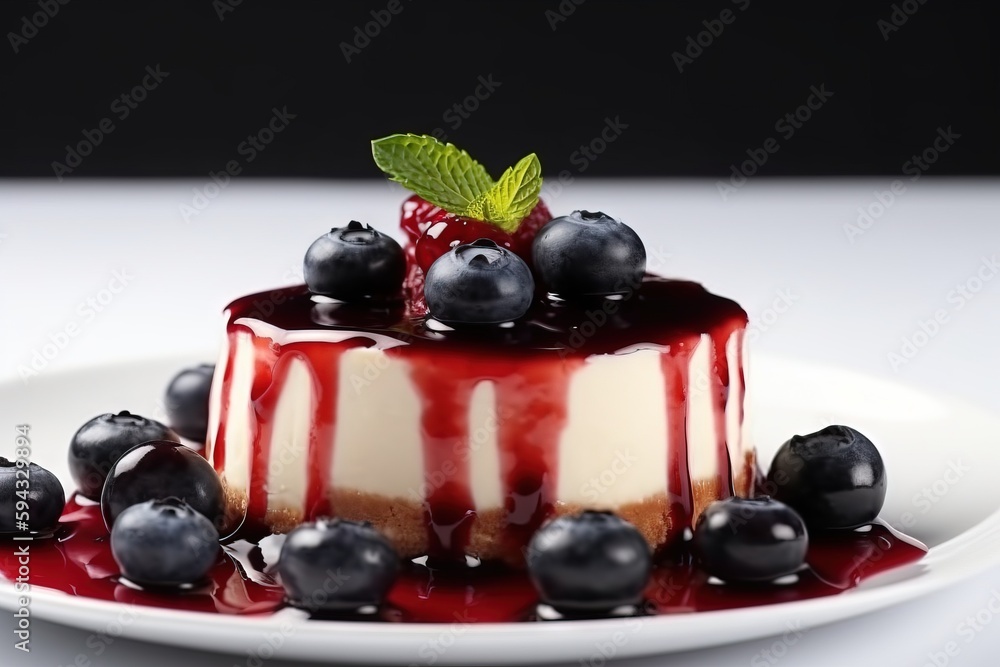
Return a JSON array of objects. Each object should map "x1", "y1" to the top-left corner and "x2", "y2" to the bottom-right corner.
[{"x1": 0, "y1": 495, "x2": 926, "y2": 623}]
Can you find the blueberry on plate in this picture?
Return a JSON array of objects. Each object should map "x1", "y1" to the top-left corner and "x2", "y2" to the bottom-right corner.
[
  {"x1": 110, "y1": 497, "x2": 219, "y2": 587},
  {"x1": 304, "y1": 221, "x2": 406, "y2": 301},
  {"x1": 693, "y1": 497, "x2": 808, "y2": 583},
  {"x1": 526, "y1": 510, "x2": 651, "y2": 614},
  {"x1": 0, "y1": 459, "x2": 65, "y2": 534},
  {"x1": 101, "y1": 440, "x2": 225, "y2": 531},
  {"x1": 767, "y1": 425, "x2": 887, "y2": 530},
  {"x1": 276, "y1": 518, "x2": 399, "y2": 612},
  {"x1": 424, "y1": 238, "x2": 534, "y2": 325},
  {"x1": 69, "y1": 411, "x2": 176, "y2": 501},
  {"x1": 532, "y1": 210, "x2": 646, "y2": 297},
  {"x1": 165, "y1": 364, "x2": 215, "y2": 442}
]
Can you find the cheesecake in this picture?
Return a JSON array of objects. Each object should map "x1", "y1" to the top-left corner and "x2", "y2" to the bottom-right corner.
[
  {"x1": 207, "y1": 278, "x2": 752, "y2": 562},
  {"x1": 205, "y1": 134, "x2": 755, "y2": 563}
]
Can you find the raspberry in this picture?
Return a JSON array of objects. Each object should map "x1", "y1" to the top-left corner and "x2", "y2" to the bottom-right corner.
[
  {"x1": 414, "y1": 216, "x2": 514, "y2": 274},
  {"x1": 403, "y1": 247, "x2": 428, "y2": 317},
  {"x1": 400, "y1": 195, "x2": 446, "y2": 243},
  {"x1": 509, "y1": 199, "x2": 553, "y2": 258},
  {"x1": 412, "y1": 199, "x2": 552, "y2": 273}
]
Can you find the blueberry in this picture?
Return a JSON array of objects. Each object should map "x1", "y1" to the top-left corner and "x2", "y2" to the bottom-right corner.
[
  {"x1": 276, "y1": 518, "x2": 399, "y2": 612},
  {"x1": 767, "y1": 425, "x2": 887, "y2": 530},
  {"x1": 693, "y1": 497, "x2": 808, "y2": 583},
  {"x1": 101, "y1": 440, "x2": 225, "y2": 531},
  {"x1": 526, "y1": 511, "x2": 651, "y2": 613},
  {"x1": 532, "y1": 211, "x2": 646, "y2": 297},
  {"x1": 424, "y1": 238, "x2": 534, "y2": 324},
  {"x1": 0, "y1": 459, "x2": 65, "y2": 534},
  {"x1": 165, "y1": 364, "x2": 214, "y2": 442},
  {"x1": 304, "y1": 221, "x2": 405, "y2": 301},
  {"x1": 110, "y1": 498, "x2": 219, "y2": 587},
  {"x1": 69, "y1": 411, "x2": 176, "y2": 501}
]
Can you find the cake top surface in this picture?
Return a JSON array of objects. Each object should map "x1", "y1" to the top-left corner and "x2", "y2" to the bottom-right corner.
[{"x1": 225, "y1": 275, "x2": 747, "y2": 357}]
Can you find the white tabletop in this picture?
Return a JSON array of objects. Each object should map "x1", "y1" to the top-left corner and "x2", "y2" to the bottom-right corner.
[{"x1": 1, "y1": 178, "x2": 999, "y2": 666}]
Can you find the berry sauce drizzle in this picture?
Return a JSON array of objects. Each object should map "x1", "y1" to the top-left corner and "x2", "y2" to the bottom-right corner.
[
  {"x1": 0, "y1": 277, "x2": 929, "y2": 621},
  {"x1": 212, "y1": 276, "x2": 750, "y2": 560},
  {"x1": 0, "y1": 496, "x2": 927, "y2": 621},
  {"x1": 663, "y1": 343, "x2": 696, "y2": 524}
]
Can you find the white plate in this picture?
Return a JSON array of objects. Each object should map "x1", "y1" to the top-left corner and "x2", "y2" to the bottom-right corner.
[{"x1": 1, "y1": 353, "x2": 999, "y2": 665}]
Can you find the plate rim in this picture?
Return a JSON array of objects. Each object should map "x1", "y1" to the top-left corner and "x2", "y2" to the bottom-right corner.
[{"x1": 2, "y1": 354, "x2": 1000, "y2": 663}]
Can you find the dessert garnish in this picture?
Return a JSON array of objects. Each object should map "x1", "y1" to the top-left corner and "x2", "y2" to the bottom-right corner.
[
  {"x1": 768, "y1": 425, "x2": 887, "y2": 530},
  {"x1": 101, "y1": 440, "x2": 225, "y2": 531},
  {"x1": 0, "y1": 457, "x2": 64, "y2": 534},
  {"x1": 164, "y1": 364, "x2": 215, "y2": 442},
  {"x1": 372, "y1": 134, "x2": 542, "y2": 233},
  {"x1": 527, "y1": 511, "x2": 651, "y2": 614},
  {"x1": 304, "y1": 221, "x2": 406, "y2": 301},
  {"x1": 424, "y1": 238, "x2": 534, "y2": 324},
  {"x1": 371, "y1": 134, "x2": 647, "y2": 314},
  {"x1": 374, "y1": 134, "x2": 553, "y2": 313},
  {"x1": 69, "y1": 410, "x2": 175, "y2": 500},
  {"x1": 276, "y1": 518, "x2": 400, "y2": 613},
  {"x1": 111, "y1": 497, "x2": 220, "y2": 587},
  {"x1": 693, "y1": 497, "x2": 808, "y2": 583},
  {"x1": 532, "y1": 210, "x2": 646, "y2": 297}
]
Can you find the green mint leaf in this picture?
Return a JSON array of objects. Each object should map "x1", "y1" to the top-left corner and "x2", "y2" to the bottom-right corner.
[
  {"x1": 371, "y1": 134, "x2": 494, "y2": 212},
  {"x1": 465, "y1": 153, "x2": 542, "y2": 232}
]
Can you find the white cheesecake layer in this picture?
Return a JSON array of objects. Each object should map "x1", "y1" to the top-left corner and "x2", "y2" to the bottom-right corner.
[
  {"x1": 266, "y1": 357, "x2": 313, "y2": 511},
  {"x1": 208, "y1": 331, "x2": 746, "y2": 519},
  {"x1": 557, "y1": 350, "x2": 668, "y2": 506},
  {"x1": 332, "y1": 348, "x2": 426, "y2": 502},
  {"x1": 218, "y1": 329, "x2": 255, "y2": 494}
]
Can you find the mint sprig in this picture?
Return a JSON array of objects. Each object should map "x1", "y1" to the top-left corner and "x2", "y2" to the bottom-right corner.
[
  {"x1": 465, "y1": 153, "x2": 542, "y2": 232},
  {"x1": 371, "y1": 134, "x2": 542, "y2": 232}
]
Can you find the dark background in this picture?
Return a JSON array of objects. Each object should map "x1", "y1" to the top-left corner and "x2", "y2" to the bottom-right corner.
[{"x1": 0, "y1": 0, "x2": 996, "y2": 178}]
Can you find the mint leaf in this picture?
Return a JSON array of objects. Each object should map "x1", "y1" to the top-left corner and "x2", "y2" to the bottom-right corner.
[
  {"x1": 371, "y1": 134, "x2": 544, "y2": 231},
  {"x1": 467, "y1": 153, "x2": 542, "y2": 232},
  {"x1": 371, "y1": 134, "x2": 494, "y2": 212}
]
